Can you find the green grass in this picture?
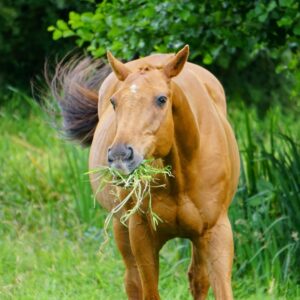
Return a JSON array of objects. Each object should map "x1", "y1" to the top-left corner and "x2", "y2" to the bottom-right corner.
[
  {"x1": 89, "y1": 159, "x2": 172, "y2": 247},
  {"x1": 0, "y1": 91, "x2": 299, "y2": 299},
  {"x1": 229, "y1": 106, "x2": 300, "y2": 290}
]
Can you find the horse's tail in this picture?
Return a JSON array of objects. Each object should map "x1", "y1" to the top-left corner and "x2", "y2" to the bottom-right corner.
[{"x1": 49, "y1": 56, "x2": 111, "y2": 146}]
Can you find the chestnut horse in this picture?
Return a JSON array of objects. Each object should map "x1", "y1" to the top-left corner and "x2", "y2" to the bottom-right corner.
[{"x1": 51, "y1": 45, "x2": 240, "y2": 300}]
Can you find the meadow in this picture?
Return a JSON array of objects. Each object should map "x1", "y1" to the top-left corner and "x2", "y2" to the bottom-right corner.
[{"x1": 0, "y1": 89, "x2": 299, "y2": 299}]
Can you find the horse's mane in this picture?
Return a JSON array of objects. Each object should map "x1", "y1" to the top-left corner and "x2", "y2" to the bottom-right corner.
[{"x1": 48, "y1": 56, "x2": 111, "y2": 146}]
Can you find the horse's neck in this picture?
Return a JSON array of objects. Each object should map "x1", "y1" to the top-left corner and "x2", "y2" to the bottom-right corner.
[{"x1": 164, "y1": 82, "x2": 200, "y2": 194}]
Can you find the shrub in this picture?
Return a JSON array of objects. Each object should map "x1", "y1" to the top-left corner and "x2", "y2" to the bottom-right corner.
[{"x1": 49, "y1": 0, "x2": 300, "y2": 110}]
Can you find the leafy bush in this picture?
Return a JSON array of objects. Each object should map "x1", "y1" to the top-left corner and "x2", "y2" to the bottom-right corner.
[{"x1": 49, "y1": 0, "x2": 300, "y2": 110}]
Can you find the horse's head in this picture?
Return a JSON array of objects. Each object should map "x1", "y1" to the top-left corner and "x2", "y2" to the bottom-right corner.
[{"x1": 106, "y1": 45, "x2": 189, "y2": 174}]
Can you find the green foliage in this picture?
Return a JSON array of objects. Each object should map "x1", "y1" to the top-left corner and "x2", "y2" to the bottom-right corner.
[
  {"x1": 230, "y1": 107, "x2": 300, "y2": 286},
  {"x1": 49, "y1": 0, "x2": 300, "y2": 109},
  {"x1": 0, "y1": 88, "x2": 100, "y2": 225}
]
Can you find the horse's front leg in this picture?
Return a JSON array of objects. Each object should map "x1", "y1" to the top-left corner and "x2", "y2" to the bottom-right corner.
[
  {"x1": 129, "y1": 213, "x2": 161, "y2": 300},
  {"x1": 204, "y1": 213, "x2": 234, "y2": 300},
  {"x1": 113, "y1": 218, "x2": 142, "y2": 300},
  {"x1": 188, "y1": 241, "x2": 210, "y2": 300}
]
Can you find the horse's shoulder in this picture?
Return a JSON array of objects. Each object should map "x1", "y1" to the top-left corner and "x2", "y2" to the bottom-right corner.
[{"x1": 178, "y1": 63, "x2": 227, "y2": 115}]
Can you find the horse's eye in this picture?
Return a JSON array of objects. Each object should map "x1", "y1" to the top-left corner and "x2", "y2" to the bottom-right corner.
[
  {"x1": 110, "y1": 98, "x2": 116, "y2": 110},
  {"x1": 156, "y1": 96, "x2": 167, "y2": 107}
]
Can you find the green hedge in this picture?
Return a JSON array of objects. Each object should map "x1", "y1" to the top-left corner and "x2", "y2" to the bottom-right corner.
[{"x1": 49, "y1": 0, "x2": 300, "y2": 111}]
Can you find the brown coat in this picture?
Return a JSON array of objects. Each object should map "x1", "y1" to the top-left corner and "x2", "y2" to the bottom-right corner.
[{"x1": 88, "y1": 46, "x2": 240, "y2": 299}]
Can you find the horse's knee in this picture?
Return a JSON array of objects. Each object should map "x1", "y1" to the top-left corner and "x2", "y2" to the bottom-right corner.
[
  {"x1": 188, "y1": 268, "x2": 193, "y2": 281},
  {"x1": 124, "y1": 268, "x2": 142, "y2": 300},
  {"x1": 188, "y1": 267, "x2": 209, "y2": 300},
  {"x1": 188, "y1": 268, "x2": 199, "y2": 296}
]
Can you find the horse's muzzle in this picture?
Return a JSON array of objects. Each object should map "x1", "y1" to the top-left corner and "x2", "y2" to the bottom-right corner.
[{"x1": 107, "y1": 144, "x2": 143, "y2": 174}]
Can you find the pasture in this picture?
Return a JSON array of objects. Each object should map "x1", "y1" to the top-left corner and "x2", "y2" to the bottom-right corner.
[
  {"x1": 1, "y1": 0, "x2": 300, "y2": 298},
  {"x1": 0, "y1": 90, "x2": 299, "y2": 299}
]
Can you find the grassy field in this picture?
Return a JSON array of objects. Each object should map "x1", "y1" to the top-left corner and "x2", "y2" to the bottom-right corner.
[{"x1": 0, "y1": 91, "x2": 299, "y2": 299}]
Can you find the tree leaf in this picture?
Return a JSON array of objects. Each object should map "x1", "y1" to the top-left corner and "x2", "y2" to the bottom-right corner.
[{"x1": 53, "y1": 30, "x2": 62, "y2": 40}]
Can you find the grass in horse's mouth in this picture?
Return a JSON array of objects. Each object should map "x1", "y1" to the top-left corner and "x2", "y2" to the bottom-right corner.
[{"x1": 88, "y1": 160, "x2": 172, "y2": 251}]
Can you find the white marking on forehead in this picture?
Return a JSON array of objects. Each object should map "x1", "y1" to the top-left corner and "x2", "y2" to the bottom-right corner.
[{"x1": 130, "y1": 84, "x2": 138, "y2": 94}]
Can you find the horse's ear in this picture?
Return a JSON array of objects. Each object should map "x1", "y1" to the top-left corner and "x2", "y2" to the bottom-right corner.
[
  {"x1": 107, "y1": 51, "x2": 131, "y2": 81},
  {"x1": 163, "y1": 45, "x2": 189, "y2": 78}
]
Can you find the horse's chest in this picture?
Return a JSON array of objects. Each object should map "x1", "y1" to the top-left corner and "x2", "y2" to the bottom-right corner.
[{"x1": 153, "y1": 193, "x2": 203, "y2": 238}]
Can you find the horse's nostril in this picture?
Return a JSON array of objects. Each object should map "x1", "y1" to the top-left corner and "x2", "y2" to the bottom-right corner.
[
  {"x1": 108, "y1": 144, "x2": 135, "y2": 164},
  {"x1": 107, "y1": 148, "x2": 113, "y2": 164},
  {"x1": 127, "y1": 146, "x2": 134, "y2": 161}
]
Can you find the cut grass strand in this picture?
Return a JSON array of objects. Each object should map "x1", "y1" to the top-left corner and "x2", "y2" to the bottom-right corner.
[{"x1": 87, "y1": 160, "x2": 172, "y2": 251}]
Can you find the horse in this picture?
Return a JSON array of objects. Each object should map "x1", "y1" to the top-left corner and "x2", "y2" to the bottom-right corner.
[{"x1": 50, "y1": 45, "x2": 240, "y2": 300}]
